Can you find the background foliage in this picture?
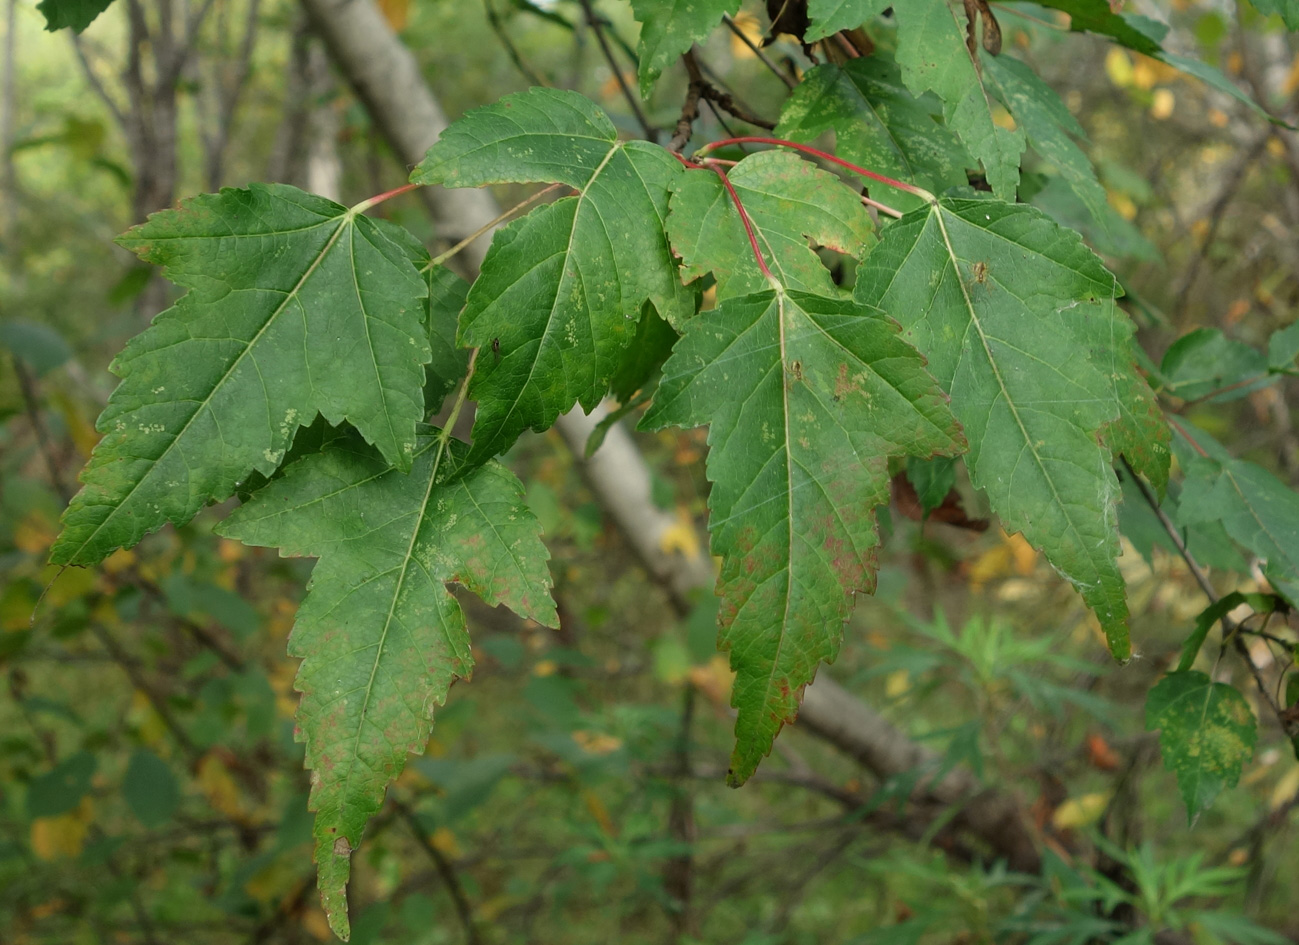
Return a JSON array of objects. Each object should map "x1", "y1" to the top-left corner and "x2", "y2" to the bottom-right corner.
[{"x1": 4, "y1": 0, "x2": 1299, "y2": 943}]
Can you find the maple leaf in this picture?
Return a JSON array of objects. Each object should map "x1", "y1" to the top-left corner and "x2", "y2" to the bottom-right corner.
[
  {"x1": 1175, "y1": 422, "x2": 1299, "y2": 595},
  {"x1": 219, "y1": 429, "x2": 556, "y2": 939},
  {"x1": 776, "y1": 56, "x2": 970, "y2": 211},
  {"x1": 51, "y1": 184, "x2": 430, "y2": 566},
  {"x1": 667, "y1": 150, "x2": 875, "y2": 300},
  {"x1": 893, "y1": 0, "x2": 1026, "y2": 200},
  {"x1": 855, "y1": 196, "x2": 1157, "y2": 659},
  {"x1": 981, "y1": 52, "x2": 1113, "y2": 237},
  {"x1": 411, "y1": 88, "x2": 695, "y2": 463},
  {"x1": 804, "y1": 0, "x2": 891, "y2": 42},
  {"x1": 1146, "y1": 672, "x2": 1257, "y2": 823},
  {"x1": 628, "y1": 0, "x2": 740, "y2": 96},
  {"x1": 642, "y1": 288, "x2": 964, "y2": 784}
]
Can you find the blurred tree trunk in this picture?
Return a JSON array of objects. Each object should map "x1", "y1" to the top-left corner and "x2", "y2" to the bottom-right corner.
[{"x1": 299, "y1": 0, "x2": 1043, "y2": 877}]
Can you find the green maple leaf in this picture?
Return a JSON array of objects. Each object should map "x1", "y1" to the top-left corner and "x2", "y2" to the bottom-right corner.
[
  {"x1": 1033, "y1": 0, "x2": 1167, "y2": 55},
  {"x1": 411, "y1": 88, "x2": 695, "y2": 463},
  {"x1": 805, "y1": 0, "x2": 891, "y2": 42},
  {"x1": 1249, "y1": 0, "x2": 1299, "y2": 30},
  {"x1": 219, "y1": 429, "x2": 556, "y2": 939},
  {"x1": 775, "y1": 57, "x2": 970, "y2": 211},
  {"x1": 981, "y1": 53, "x2": 1113, "y2": 237},
  {"x1": 1175, "y1": 423, "x2": 1299, "y2": 593},
  {"x1": 1034, "y1": 0, "x2": 1283, "y2": 122},
  {"x1": 667, "y1": 151, "x2": 875, "y2": 299},
  {"x1": 641, "y1": 289, "x2": 964, "y2": 784},
  {"x1": 855, "y1": 197, "x2": 1154, "y2": 659},
  {"x1": 51, "y1": 184, "x2": 431, "y2": 566},
  {"x1": 893, "y1": 0, "x2": 1026, "y2": 200},
  {"x1": 628, "y1": 0, "x2": 740, "y2": 96},
  {"x1": 1146, "y1": 672, "x2": 1257, "y2": 823},
  {"x1": 37, "y1": 0, "x2": 115, "y2": 31}
]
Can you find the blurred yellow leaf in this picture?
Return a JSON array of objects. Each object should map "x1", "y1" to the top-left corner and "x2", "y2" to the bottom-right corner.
[
  {"x1": 30, "y1": 799, "x2": 93, "y2": 860},
  {"x1": 376, "y1": 0, "x2": 408, "y2": 31},
  {"x1": 196, "y1": 752, "x2": 246, "y2": 821},
  {"x1": 688, "y1": 654, "x2": 735, "y2": 705},
  {"x1": 885, "y1": 669, "x2": 911, "y2": 699},
  {"x1": 533, "y1": 659, "x2": 558, "y2": 677},
  {"x1": 431, "y1": 826, "x2": 461, "y2": 857},
  {"x1": 1150, "y1": 88, "x2": 1174, "y2": 120},
  {"x1": 301, "y1": 906, "x2": 334, "y2": 941},
  {"x1": 48, "y1": 389, "x2": 99, "y2": 458},
  {"x1": 14, "y1": 512, "x2": 56, "y2": 555},
  {"x1": 1052, "y1": 792, "x2": 1110, "y2": 830},
  {"x1": 1105, "y1": 48, "x2": 1134, "y2": 87},
  {"x1": 967, "y1": 531, "x2": 1037, "y2": 588},
  {"x1": 583, "y1": 789, "x2": 616, "y2": 836},
  {"x1": 728, "y1": 11, "x2": 762, "y2": 58},
  {"x1": 573, "y1": 730, "x2": 623, "y2": 755},
  {"x1": 659, "y1": 508, "x2": 701, "y2": 559},
  {"x1": 1271, "y1": 764, "x2": 1299, "y2": 810}
]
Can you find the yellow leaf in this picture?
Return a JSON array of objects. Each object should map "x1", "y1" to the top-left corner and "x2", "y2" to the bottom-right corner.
[
  {"x1": 196, "y1": 752, "x2": 246, "y2": 821},
  {"x1": 431, "y1": 827, "x2": 461, "y2": 857},
  {"x1": 14, "y1": 513, "x2": 56, "y2": 555},
  {"x1": 583, "y1": 790, "x2": 616, "y2": 836},
  {"x1": 1270, "y1": 764, "x2": 1299, "y2": 810},
  {"x1": 533, "y1": 659, "x2": 558, "y2": 677},
  {"x1": 1150, "y1": 88, "x2": 1175, "y2": 120},
  {"x1": 1105, "y1": 48, "x2": 1134, "y2": 88},
  {"x1": 688, "y1": 654, "x2": 735, "y2": 705},
  {"x1": 573, "y1": 730, "x2": 623, "y2": 755},
  {"x1": 376, "y1": 0, "x2": 408, "y2": 31},
  {"x1": 728, "y1": 12, "x2": 763, "y2": 59},
  {"x1": 1051, "y1": 792, "x2": 1111, "y2": 830},
  {"x1": 885, "y1": 669, "x2": 910, "y2": 699},
  {"x1": 658, "y1": 508, "x2": 701, "y2": 559},
  {"x1": 30, "y1": 799, "x2": 93, "y2": 860}
]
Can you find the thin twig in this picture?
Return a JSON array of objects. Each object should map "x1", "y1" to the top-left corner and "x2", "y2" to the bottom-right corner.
[
  {"x1": 69, "y1": 34, "x2": 128, "y2": 130},
  {"x1": 12, "y1": 357, "x2": 72, "y2": 501},
  {"x1": 484, "y1": 0, "x2": 546, "y2": 86},
  {"x1": 669, "y1": 52, "x2": 706, "y2": 153},
  {"x1": 1121, "y1": 456, "x2": 1297, "y2": 739},
  {"x1": 397, "y1": 802, "x2": 483, "y2": 945},
  {"x1": 721, "y1": 13, "x2": 797, "y2": 89},
  {"x1": 577, "y1": 0, "x2": 656, "y2": 141}
]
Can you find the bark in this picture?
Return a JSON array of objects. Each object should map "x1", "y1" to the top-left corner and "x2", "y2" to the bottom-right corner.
[{"x1": 299, "y1": 0, "x2": 1042, "y2": 875}]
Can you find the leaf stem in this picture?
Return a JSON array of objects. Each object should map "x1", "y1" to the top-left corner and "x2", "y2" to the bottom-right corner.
[
  {"x1": 721, "y1": 13, "x2": 797, "y2": 89},
  {"x1": 710, "y1": 163, "x2": 776, "y2": 284},
  {"x1": 350, "y1": 182, "x2": 420, "y2": 215},
  {"x1": 861, "y1": 193, "x2": 904, "y2": 219},
  {"x1": 434, "y1": 348, "x2": 480, "y2": 464},
  {"x1": 695, "y1": 136, "x2": 935, "y2": 201},
  {"x1": 427, "y1": 183, "x2": 564, "y2": 270}
]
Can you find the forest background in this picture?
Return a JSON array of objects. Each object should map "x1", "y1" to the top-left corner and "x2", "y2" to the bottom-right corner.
[{"x1": 3, "y1": 0, "x2": 1299, "y2": 943}]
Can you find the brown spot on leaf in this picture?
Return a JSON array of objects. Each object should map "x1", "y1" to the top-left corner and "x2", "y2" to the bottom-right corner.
[{"x1": 333, "y1": 837, "x2": 352, "y2": 857}]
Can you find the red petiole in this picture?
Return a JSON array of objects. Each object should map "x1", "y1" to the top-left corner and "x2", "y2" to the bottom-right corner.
[
  {"x1": 709, "y1": 163, "x2": 776, "y2": 283},
  {"x1": 694, "y1": 136, "x2": 934, "y2": 201}
]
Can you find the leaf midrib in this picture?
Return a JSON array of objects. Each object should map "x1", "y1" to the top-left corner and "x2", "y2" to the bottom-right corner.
[{"x1": 59, "y1": 214, "x2": 353, "y2": 564}]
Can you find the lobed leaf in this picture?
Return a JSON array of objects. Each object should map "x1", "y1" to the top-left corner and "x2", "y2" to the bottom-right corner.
[
  {"x1": 667, "y1": 150, "x2": 874, "y2": 299},
  {"x1": 51, "y1": 184, "x2": 430, "y2": 566},
  {"x1": 1248, "y1": 0, "x2": 1299, "y2": 29},
  {"x1": 412, "y1": 88, "x2": 695, "y2": 463},
  {"x1": 855, "y1": 197, "x2": 1144, "y2": 658},
  {"x1": 893, "y1": 0, "x2": 1026, "y2": 200},
  {"x1": 37, "y1": 0, "x2": 116, "y2": 31},
  {"x1": 1175, "y1": 423, "x2": 1299, "y2": 594},
  {"x1": 1146, "y1": 672, "x2": 1257, "y2": 823},
  {"x1": 642, "y1": 288, "x2": 963, "y2": 783},
  {"x1": 981, "y1": 52, "x2": 1113, "y2": 238},
  {"x1": 628, "y1": 0, "x2": 740, "y2": 96},
  {"x1": 804, "y1": 0, "x2": 891, "y2": 42},
  {"x1": 775, "y1": 56, "x2": 970, "y2": 211},
  {"x1": 219, "y1": 429, "x2": 556, "y2": 939}
]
